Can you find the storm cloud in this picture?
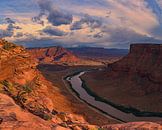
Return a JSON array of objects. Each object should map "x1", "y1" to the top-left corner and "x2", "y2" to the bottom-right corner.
[
  {"x1": 0, "y1": 18, "x2": 21, "y2": 38},
  {"x1": 70, "y1": 14, "x2": 102, "y2": 30},
  {"x1": 34, "y1": 0, "x2": 73, "y2": 26},
  {"x1": 42, "y1": 26, "x2": 67, "y2": 36}
]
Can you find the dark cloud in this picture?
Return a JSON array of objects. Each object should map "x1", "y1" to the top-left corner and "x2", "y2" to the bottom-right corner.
[
  {"x1": 100, "y1": 27, "x2": 162, "y2": 48},
  {"x1": 32, "y1": 16, "x2": 44, "y2": 26},
  {"x1": 5, "y1": 18, "x2": 15, "y2": 24},
  {"x1": 47, "y1": 11, "x2": 73, "y2": 26},
  {"x1": 14, "y1": 32, "x2": 24, "y2": 38},
  {"x1": 70, "y1": 14, "x2": 102, "y2": 30},
  {"x1": 42, "y1": 26, "x2": 67, "y2": 36},
  {"x1": 15, "y1": 37, "x2": 62, "y2": 48},
  {"x1": 70, "y1": 21, "x2": 83, "y2": 30},
  {"x1": 33, "y1": 0, "x2": 73, "y2": 26},
  {"x1": 107, "y1": 28, "x2": 155, "y2": 42},
  {"x1": 0, "y1": 29, "x2": 13, "y2": 38},
  {"x1": 7, "y1": 23, "x2": 21, "y2": 31},
  {"x1": 93, "y1": 32, "x2": 103, "y2": 38},
  {"x1": 0, "y1": 18, "x2": 21, "y2": 38}
]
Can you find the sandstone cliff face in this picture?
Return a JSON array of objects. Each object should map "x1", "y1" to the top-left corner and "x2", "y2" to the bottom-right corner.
[{"x1": 108, "y1": 44, "x2": 162, "y2": 94}]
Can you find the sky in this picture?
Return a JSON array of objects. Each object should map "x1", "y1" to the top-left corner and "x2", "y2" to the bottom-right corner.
[{"x1": 0, "y1": 0, "x2": 162, "y2": 48}]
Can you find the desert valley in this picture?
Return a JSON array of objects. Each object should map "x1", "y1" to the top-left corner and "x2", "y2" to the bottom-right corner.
[
  {"x1": 0, "y1": 39, "x2": 162, "y2": 129},
  {"x1": 1, "y1": 0, "x2": 162, "y2": 129}
]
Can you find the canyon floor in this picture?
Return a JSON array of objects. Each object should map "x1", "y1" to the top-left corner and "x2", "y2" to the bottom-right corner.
[{"x1": 37, "y1": 64, "x2": 118, "y2": 126}]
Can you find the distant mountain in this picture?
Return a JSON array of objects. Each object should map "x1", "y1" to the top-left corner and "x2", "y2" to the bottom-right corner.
[
  {"x1": 27, "y1": 46, "x2": 79, "y2": 64},
  {"x1": 68, "y1": 47, "x2": 128, "y2": 59},
  {"x1": 27, "y1": 46, "x2": 102, "y2": 66}
]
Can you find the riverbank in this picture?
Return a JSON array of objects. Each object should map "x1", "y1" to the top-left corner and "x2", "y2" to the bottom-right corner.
[
  {"x1": 80, "y1": 77, "x2": 162, "y2": 118},
  {"x1": 81, "y1": 70, "x2": 162, "y2": 115},
  {"x1": 37, "y1": 64, "x2": 118, "y2": 125},
  {"x1": 65, "y1": 71, "x2": 162, "y2": 122}
]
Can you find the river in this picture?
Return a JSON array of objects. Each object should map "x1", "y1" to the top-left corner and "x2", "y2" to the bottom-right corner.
[{"x1": 66, "y1": 72, "x2": 162, "y2": 122}]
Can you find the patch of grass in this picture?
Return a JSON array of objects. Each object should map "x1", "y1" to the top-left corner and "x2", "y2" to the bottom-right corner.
[
  {"x1": 14, "y1": 91, "x2": 27, "y2": 105},
  {"x1": 32, "y1": 108, "x2": 52, "y2": 121},
  {"x1": 2, "y1": 42, "x2": 16, "y2": 50},
  {"x1": 0, "y1": 83, "x2": 4, "y2": 92},
  {"x1": 22, "y1": 84, "x2": 32, "y2": 93},
  {"x1": 0, "y1": 80, "x2": 14, "y2": 93},
  {"x1": 42, "y1": 114, "x2": 52, "y2": 120}
]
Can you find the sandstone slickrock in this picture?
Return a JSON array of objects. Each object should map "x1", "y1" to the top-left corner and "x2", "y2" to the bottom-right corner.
[{"x1": 0, "y1": 93, "x2": 52, "y2": 130}]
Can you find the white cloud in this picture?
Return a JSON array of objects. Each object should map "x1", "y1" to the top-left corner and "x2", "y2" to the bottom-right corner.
[{"x1": 0, "y1": 0, "x2": 162, "y2": 48}]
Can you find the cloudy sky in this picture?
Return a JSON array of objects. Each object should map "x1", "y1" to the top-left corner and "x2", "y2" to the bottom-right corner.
[{"x1": 0, "y1": 0, "x2": 162, "y2": 48}]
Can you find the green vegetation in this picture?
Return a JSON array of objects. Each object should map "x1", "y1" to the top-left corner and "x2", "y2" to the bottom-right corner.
[
  {"x1": 0, "y1": 80, "x2": 14, "y2": 93},
  {"x1": 65, "y1": 71, "x2": 162, "y2": 120},
  {"x1": 0, "y1": 83, "x2": 4, "y2": 92},
  {"x1": 32, "y1": 108, "x2": 52, "y2": 121},
  {"x1": 2, "y1": 42, "x2": 16, "y2": 50},
  {"x1": 80, "y1": 78, "x2": 162, "y2": 118},
  {"x1": 0, "y1": 81, "x2": 33, "y2": 106},
  {"x1": 22, "y1": 84, "x2": 32, "y2": 93},
  {"x1": 14, "y1": 84, "x2": 33, "y2": 105},
  {"x1": 42, "y1": 113, "x2": 52, "y2": 120},
  {"x1": 15, "y1": 91, "x2": 27, "y2": 104}
]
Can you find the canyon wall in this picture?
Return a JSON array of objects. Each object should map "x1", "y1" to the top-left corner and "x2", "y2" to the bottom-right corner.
[{"x1": 108, "y1": 44, "x2": 162, "y2": 94}]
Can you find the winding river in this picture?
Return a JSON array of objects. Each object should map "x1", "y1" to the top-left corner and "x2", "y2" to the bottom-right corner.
[{"x1": 66, "y1": 72, "x2": 162, "y2": 122}]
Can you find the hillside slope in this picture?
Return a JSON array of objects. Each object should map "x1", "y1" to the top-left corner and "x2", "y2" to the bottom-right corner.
[{"x1": 0, "y1": 39, "x2": 99, "y2": 129}]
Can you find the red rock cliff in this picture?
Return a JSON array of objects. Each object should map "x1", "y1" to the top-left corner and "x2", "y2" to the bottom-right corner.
[{"x1": 108, "y1": 44, "x2": 162, "y2": 93}]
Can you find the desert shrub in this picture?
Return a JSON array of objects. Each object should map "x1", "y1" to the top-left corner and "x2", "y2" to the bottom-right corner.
[
  {"x1": 0, "y1": 83, "x2": 4, "y2": 92},
  {"x1": 42, "y1": 114, "x2": 52, "y2": 120},
  {"x1": 2, "y1": 42, "x2": 16, "y2": 50},
  {"x1": 33, "y1": 109, "x2": 52, "y2": 120},
  {"x1": 1, "y1": 80, "x2": 14, "y2": 92},
  {"x1": 15, "y1": 91, "x2": 27, "y2": 104},
  {"x1": 22, "y1": 84, "x2": 32, "y2": 93},
  {"x1": 98, "y1": 128, "x2": 104, "y2": 130}
]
